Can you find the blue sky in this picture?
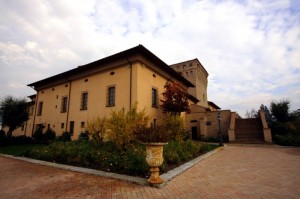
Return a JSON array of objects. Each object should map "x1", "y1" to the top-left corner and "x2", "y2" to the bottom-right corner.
[{"x1": 0, "y1": 0, "x2": 299, "y2": 116}]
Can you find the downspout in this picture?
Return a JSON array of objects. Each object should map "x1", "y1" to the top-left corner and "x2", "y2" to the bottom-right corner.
[
  {"x1": 31, "y1": 87, "x2": 39, "y2": 137},
  {"x1": 125, "y1": 57, "x2": 132, "y2": 109},
  {"x1": 65, "y1": 79, "x2": 72, "y2": 132}
]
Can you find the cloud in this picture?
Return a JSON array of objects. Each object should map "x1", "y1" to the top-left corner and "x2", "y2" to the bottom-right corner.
[{"x1": 0, "y1": 0, "x2": 299, "y2": 115}]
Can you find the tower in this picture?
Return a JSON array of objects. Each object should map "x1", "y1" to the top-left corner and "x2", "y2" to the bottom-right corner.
[{"x1": 170, "y1": 59, "x2": 209, "y2": 108}]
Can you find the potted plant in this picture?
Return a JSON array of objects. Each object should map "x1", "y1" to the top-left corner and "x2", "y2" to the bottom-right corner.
[{"x1": 135, "y1": 126, "x2": 171, "y2": 184}]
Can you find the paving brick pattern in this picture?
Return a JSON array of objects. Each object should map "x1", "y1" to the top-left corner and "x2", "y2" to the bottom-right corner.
[{"x1": 1, "y1": 146, "x2": 300, "y2": 198}]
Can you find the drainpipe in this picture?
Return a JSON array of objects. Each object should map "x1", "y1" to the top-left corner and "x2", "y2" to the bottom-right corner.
[
  {"x1": 65, "y1": 79, "x2": 72, "y2": 132},
  {"x1": 31, "y1": 87, "x2": 39, "y2": 137},
  {"x1": 125, "y1": 57, "x2": 132, "y2": 109}
]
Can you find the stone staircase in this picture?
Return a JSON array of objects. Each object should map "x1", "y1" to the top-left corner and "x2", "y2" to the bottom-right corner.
[{"x1": 234, "y1": 118, "x2": 265, "y2": 143}]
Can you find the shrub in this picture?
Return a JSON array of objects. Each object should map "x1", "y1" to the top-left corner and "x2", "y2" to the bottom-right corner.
[
  {"x1": 163, "y1": 140, "x2": 200, "y2": 165},
  {"x1": 135, "y1": 126, "x2": 171, "y2": 143},
  {"x1": 78, "y1": 131, "x2": 89, "y2": 142},
  {"x1": 44, "y1": 128, "x2": 56, "y2": 141},
  {"x1": 161, "y1": 113, "x2": 186, "y2": 142},
  {"x1": 273, "y1": 134, "x2": 300, "y2": 146},
  {"x1": 32, "y1": 128, "x2": 44, "y2": 141},
  {"x1": 27, "y1": 140, "x2": 217, "y2": 177},
  {"x1": 86, "y1": 117, "x2": 107, "y2": 142},
  {"x1": 199, "y1": 143, "x2": 218, "y2": 153},
  {"x1": 107, "y1": 104, "x2": 149, "y2": 149},
  {"x1": 0, "y1": 129, "x2": 5, "y2": 146},
  {"x1": 57, "y1": 131, "x2": 71, "y2": 142}
]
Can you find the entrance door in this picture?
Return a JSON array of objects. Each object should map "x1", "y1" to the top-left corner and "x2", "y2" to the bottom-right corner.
[{"x1": 191, "y1": 127, "x2": 198, "y2": 140}]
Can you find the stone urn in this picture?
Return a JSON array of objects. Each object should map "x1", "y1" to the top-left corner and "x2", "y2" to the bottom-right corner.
[{"x1": 145, "y1": 142, "x2": 166, "y2": 184}]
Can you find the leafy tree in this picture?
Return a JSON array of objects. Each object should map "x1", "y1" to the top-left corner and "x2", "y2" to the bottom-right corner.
[
  {"x1": 270, "y1": 100, "x2": 290, "y2": 123},
  {"x1": 160, "y1": 81, "x2": 190, "y2": 115},
  {"x1": 0, "y1": 96, "x2": 29, "y2": 137}
]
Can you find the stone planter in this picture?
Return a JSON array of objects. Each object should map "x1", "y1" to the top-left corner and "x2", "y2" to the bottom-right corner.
[{"x1": 145, "y1": 142, "x2": 166, "y2": 184}]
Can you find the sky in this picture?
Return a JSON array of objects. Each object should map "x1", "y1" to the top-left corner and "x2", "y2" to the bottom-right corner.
[{"x1": 0, "y1": 0, "x2": 299, "y2": 116}]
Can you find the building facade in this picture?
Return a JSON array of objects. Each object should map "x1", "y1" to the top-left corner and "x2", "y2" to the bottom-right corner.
[
  {"x1": 170, "y1": 59, "x2": 209, "y2": 108},
  {"x1": 9, "y1": 44, "x2": 272, "y2": 143},
  {"x1": 15, "y1": 45, "x2": 197, "y2": 138}
]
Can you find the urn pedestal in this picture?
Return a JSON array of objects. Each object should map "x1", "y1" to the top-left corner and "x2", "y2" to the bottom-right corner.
[{"x1": 145, "y1": 143, "x2": 166, "y2": 184}]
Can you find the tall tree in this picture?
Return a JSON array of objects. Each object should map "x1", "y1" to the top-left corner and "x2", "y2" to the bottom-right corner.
[
  {"x1": 270, "y1": 100, "x2": 290, "y2": 123},
  {"x1": 0, "y1": 96, "x2": 29, "y2": 137},
  {"x1": 160, "y1": 81, "x2": 190, "y2": 115}
]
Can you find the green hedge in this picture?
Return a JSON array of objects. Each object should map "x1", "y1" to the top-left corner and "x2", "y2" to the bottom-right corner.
[{"x1": 27, "y1": 140, "x2": 218, "y2": 177}]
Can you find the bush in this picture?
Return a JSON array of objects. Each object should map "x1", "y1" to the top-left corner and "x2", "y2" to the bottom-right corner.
[
  {"x1": 161, "y1": 113, "x2": 186, "y2": 142},
  {"x1": 163, "y1": 140, "x2": 200, "y2": 164},
  {"x1": 86, "y1": 117, "x2": 106, "y2": 142},
  {"x1": 135, "y1": 126, "x2": 171, "y2": 143},
  {"x1": 27, "y1": 140, "x2": 217, "y2": 177},
  {"x1": 199, "y1": 143, "x2": 218, "y2": 153},
  {"x1": 28, "y1": 140, "x2": 148, "y2": 177},
  {"x1": 0, "y1": 129, "x2": 5, "y2": 146},
  {"x1": 0, "y1": 135, "x2": 32, "y2": 146},
  {"x1": 107, "y1": 104, "x2": 149, "y2": 149},
  {"x1": 273, "y1": 134, "x2": 300, "y2": 146},
  {"x1": 44, "y1": 128, "x2": 56, "y2": 141},
  {"x1": 78, "y1": 131, "x2": 89, "y2": 142},
  {"x1": 57, "y1": 131, "x2": 71, "y2": 142},
  {"x1": 32, "y1": 128, "x2": 44, "y2": 141}
]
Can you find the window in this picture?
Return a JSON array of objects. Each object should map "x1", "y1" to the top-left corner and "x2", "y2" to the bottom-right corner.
[
  {"x1": 81, "y1": 92, "x2": 88, "y2": 110},
  {"x1": 61, "y1": 123, "x2": 64, "y2": 129},
  {"x1": 37, "y1": 101, "x2": 43, "y2": 116},
  {"x1": 61, "y1": 96, "x2": 68, "y2": 113},
  {"x1": 81, "y1": 122, "x2": 85, "y2": 128},
  {"x1": 69, "y1": 121, "x2": 74, "y2": 135},
  {"x1": 152, "y1": 88, "x2": 158, "y2": 107},
  {"x1": 107, "y1": 86, "x2": 115, "y2": 107},
  {"x1": 28, "y1": 106, "x2": 34, "y2": 116}
]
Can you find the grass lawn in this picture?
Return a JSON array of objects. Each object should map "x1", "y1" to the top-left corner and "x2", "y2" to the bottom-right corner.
[{"x1": 0, "y1": 144, "x2": 45, "y2": 156}]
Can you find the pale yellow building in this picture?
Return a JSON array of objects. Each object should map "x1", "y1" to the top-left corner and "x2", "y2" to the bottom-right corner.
[
  {"x1": 9, "y1": 45, "x2": 272, "y2": 144},
  {"x1": 21, "y1": 45, "x2": 197, "y2": 138},
  {"x1": 170, "y1": 59, "x2": 209, "y2": 108}
]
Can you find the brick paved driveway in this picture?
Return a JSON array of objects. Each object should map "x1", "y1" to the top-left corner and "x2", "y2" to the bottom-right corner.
[{"x1": 0, "y1": 145, "x2": 299, "y2": 199}]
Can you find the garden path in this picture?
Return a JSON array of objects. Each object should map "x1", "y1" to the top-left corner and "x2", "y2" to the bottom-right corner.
[{"x1": 0, "y1": 145, "x2": 300, "y2": 198}]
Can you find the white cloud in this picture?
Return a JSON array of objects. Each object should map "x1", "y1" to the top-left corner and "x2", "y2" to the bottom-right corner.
[{"x1": 0, "y1": 0, "x2": 299, "y2": 115}]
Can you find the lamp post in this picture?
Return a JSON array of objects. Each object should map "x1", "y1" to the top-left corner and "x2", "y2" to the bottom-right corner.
[{"x1": 217, "y1": 111, "x2": 223, "y2": 146}]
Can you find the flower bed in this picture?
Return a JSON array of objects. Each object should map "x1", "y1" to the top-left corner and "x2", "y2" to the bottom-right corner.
[{"x1": 26, "y1": 140, "x2": 218, "y2": 177}]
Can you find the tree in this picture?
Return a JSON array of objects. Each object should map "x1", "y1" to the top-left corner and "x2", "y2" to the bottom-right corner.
[
  {"x1": 160, "y1": 81, "x2": 190, "y2": 115},
  {"x1": 259, "y1": 104, "x2": 272, "y2": 124},
  {"x1": 270, "y1": 100, "x2": 290, "y2": 123},
  {"x1": 0, "y1": 96, "x2": 29, "y2": 137},
  {"x1": 245, "y1": 108, "x2": 258, "y2": 118}
]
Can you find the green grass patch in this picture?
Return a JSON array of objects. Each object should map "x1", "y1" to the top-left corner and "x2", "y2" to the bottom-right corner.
[{"x1": 0, "y1": 144, "x2": 46, "y2": 156}]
